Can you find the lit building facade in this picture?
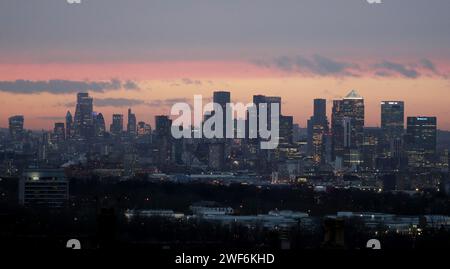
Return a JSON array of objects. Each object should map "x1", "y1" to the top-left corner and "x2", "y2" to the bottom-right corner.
[
  {"x1": 73, "y1": 92, "x2": 94, "y2": 139},
  {"x1": 19, "y1": 169, "x2": 69, "y2": 207},
  {"x1": 381, "y1": 101, "x2": 404, "y2": 159},
  {"x1": 405, "y1": 116, "x2": 437, "y2": 168},
  {"x1": 110, "y1": 114, "x2": 124, "y2": 136},
  {"x1": 307, "y1": 99, "x2": 329, "y2": 165},
  {"x1": 8, "y1": 115, "x2": 24, "y2": 140},
  {"x1": 331, "y1": 90, "x2": 365, "y2": 169}
]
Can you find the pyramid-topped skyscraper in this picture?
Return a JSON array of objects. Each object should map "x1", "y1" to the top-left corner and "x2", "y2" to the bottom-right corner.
[
  {"x1": 344, "y1": 89, "x2": 363, "y2": 100},
  {"x1": 331, "y1": 90, "x2": 365, "y2": 169}
]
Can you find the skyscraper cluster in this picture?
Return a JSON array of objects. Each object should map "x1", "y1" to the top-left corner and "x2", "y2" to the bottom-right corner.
[
  {"x1": 305, "y1": 90, "x2": 438, "y2": 172},
  {"x1": 2, "y1": 89, "x2": 444, "y2": 192},
  {"x1": 57, "y1": 93, "x2": 143, "y2": 141}
]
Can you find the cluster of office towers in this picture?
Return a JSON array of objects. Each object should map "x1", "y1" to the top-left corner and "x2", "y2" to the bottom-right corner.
[
  {"x1": 57, "y1": 92, "x2": 293, "y2": 141},
  {"x1": 307, "y1": 90, "x2": 437, "y2": 170},
  {"x1": 60, "y1": 93, "x2": 149, "y2": 141},
  {"x1": 7, "y1": 90, "x2": 437, "y2": 171},
  {"x1": 8, "y1": 91, "x2": 293, "y2": 171},
  {"x1": 151, "y1": 91, "x2": 294, "y2": 169}
]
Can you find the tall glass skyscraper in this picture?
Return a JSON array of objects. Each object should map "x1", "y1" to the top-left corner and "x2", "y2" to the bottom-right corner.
[
  {"x1": 65, "y1": 111, "x2": 73, "y2": 139},
  {"x1": 110, "y1": 114, "x2": 124, "y2": 136},
  {"x1": 307, "y1": 98, "x2": 329, "y2": 164},
  {"x1": 381, "y1": 101, "x2": 404, "y2": 159},
  {"x1": 94, "y1": 113, "x2": 106, "y2": 137},
  {"x1": 213, "y1": 91, "x2": 231, "y2": 139},
  {"x1": 155, "y1": 115, "x2": 173, "y2": 164},
  {"x1": 251, "y1": 95, "x2": 281, "y2": 140},
  {"x1": 313, "y1": 98, "x2": 327, "y2": 123},
  {"x1": 73, "y1": 92, "x2": 94, "y2": 139},
  {"x1": 213, "y1": 91, "x2": 231, "y2": 111},
  {"x1": 127, "y1": 108, "x2": 137, "y2": 138},
  {"x1": 53, "y1": 122, "x2": 65, "y2": 142},
  {"x1": 8, "y1": 115, "x2": 24, "y2": 140},
  {"x1": 331, "y1": 90, "x2": 365, "y2": 168},
  {"x1": 279, "y1": 115, "x2": 293, "y2": 145},
  {"x1": 405, "y1": 116, "x2": 437, "y2": 167}
]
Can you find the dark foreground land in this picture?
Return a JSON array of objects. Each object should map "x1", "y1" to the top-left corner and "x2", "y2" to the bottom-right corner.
[{"x1": 1, "y1": 178, "x2": 450, "y2": 250}]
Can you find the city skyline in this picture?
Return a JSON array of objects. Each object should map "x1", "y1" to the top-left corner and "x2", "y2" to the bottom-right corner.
[
  {"x1": 0, "y1": 89, "x2": 444, "y2": 133},
  {"x1": 3, "y1": 88, "x2": 444, "y2": 191}
]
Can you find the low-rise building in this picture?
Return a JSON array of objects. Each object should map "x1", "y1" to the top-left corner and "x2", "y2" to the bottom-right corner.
[{"x1": 19, "y1": 169, "x2": 68, "y2": 207}]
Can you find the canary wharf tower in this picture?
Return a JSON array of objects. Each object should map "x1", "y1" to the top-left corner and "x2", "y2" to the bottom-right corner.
[{"x1": 331, "y1": 90, "x2": 365, "y2": 169}]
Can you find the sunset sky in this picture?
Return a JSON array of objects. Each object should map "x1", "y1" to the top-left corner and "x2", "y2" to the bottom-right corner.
[{"x1": 1, "y1": 0, "x2": 450, "y2": 130}]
